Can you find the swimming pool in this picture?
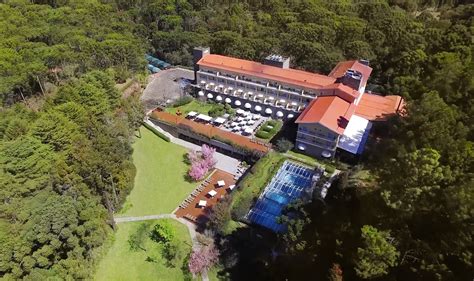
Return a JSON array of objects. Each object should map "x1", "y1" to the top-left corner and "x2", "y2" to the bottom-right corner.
[{"x1": 247, "y1": 161, "x2": 317, "y2": 232}]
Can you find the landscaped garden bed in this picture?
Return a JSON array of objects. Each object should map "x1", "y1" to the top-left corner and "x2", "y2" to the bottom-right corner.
[{"x1": 255, "y1": 119, "x2": 283, "y2": 140}]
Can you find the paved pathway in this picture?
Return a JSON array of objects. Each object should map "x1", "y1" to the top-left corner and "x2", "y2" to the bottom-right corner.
[
  {"x1": 114, "y1": 214, "x2": 209, "y2": 281},
  {"x1": 114, "y1": 214, "x2": 175, "y2": 223},
  {"x1": 172, "y1": 137, "x2": 240, "y2": 174}
]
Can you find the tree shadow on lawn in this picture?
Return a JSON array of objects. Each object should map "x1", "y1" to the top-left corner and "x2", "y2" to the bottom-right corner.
[{"x1": 216, "y1": 226, "x2": 278, "y2": 281}]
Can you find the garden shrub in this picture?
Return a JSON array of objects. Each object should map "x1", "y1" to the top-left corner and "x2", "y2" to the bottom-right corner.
[
  {"x1": 275, "y1": 138, "x2": 294, "y2": 153},
  {"x1": 208, "y1": 104, "x2": 226, "y2": 117},
  {"x1": 256, "y1": 130, "x2": 271, "y2": 139},
  {"x1": 150, "y1": 220, "x2": 175, "y2": 244},
  {"x1": 173, "y1": 96, "x2": 193, "y2": 107},
  {"x1": 325, "y1": 165, "x2": 336, "y2": 174},
  {"x1": 142, "y1": 121, "x2": 170, "y2": 142}
]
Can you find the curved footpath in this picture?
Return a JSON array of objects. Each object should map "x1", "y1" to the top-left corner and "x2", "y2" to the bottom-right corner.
[{"x1": 114, "y1": 214, "x2": 209, "y2": 281}]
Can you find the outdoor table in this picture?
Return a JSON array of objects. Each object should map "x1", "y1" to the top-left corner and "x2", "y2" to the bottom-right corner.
[
  {"x1": 208, "y1": 190, "x2": 217, "y2": 197},
  {"x1": 217, "y1": 180, "x2": 225, "y2": 187},
  {"x1": 198, "y1": 200, "x2": 207, "y2": 207}
]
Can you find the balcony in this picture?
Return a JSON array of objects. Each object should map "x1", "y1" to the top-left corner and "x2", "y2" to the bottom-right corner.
[
  {"x1": 296, "y1": 138, "x2": 337, "y2": 151},
  {"x1": 297, "y1": 129, "x2": 338, "y2": 142}
]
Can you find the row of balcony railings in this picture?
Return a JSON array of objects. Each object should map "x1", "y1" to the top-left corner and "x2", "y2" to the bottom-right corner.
[
  {"x1": 198, "y1": 81, "x2": 306, "y2": 111},
  {"x1": 297, "y1": 137, "x2": 338, "y2": 151}
]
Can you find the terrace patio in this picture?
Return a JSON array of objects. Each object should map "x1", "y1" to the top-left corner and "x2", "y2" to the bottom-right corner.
[{"x1": 175, "y1": 169, "x2": 237, "y2": 224}]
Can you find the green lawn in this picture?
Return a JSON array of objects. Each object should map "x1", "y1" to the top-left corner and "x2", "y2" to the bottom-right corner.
[
  {"x1": 117, "y1": 127, "x2": 197, "y2": 217},
  {"x1": 166, "y1": 100, "x2": 221, "y2": 116},
  {"x1": 94, "y1": 219, "x2": 192, "y2": 281},
  {"x1": 286, "y1": 150, "x2": 337, "y2": 172}
]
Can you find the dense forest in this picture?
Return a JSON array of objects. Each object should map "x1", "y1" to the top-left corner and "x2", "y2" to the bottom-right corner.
[{"x1": 0, "y1": 0, "x2": 472, "y2": 280}]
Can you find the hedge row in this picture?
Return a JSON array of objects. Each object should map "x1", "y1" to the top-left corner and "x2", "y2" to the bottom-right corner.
[{"x1": 142, "y1": 121, "x2": 171, "y2": 142}]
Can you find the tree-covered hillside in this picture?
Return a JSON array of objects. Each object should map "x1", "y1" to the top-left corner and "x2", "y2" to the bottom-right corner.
[{"x1": 0, "y1": 0, "x2": 472, "y2": 280}]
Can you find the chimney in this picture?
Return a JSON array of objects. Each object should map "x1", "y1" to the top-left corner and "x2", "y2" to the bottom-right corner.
[{"x1": 193, "y1": 47, "x2": 210, "y2": 83}]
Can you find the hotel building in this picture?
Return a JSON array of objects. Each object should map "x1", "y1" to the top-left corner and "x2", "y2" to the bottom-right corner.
[{"x1": 192, "y1": 47, "x2": 404, "y2": 158}]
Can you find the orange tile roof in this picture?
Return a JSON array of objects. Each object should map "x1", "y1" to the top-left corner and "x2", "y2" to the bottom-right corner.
[
  {"x1": 329, "y1": 60, "x2": 373, "y2": 88},
  {"x1": 198, "y1": 54, "x2": 336, "y2": 90},
  {"x1": 355, "y1": 94, "x2": 405, "y2": 121},
  {"x1": 319, "y1": 83, "x2": 360, "y2": 103},
  {"x1": 151, "y1": 111, "x2": 269, "y2": 153},
  {"x1": 296, "y1": 96, "x2": 355, "y2": 134}
]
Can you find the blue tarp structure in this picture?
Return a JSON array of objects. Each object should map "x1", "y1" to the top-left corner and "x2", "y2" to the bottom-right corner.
[
  {"x1": 247, "y1": 161, "x2": 315, "y2": 233},
  {"x1": 147, "y1": 64, "x2": 161, "y2": 73},
  {"x1": 145, "y1": 54, "x2": 171, "y2": 70}
]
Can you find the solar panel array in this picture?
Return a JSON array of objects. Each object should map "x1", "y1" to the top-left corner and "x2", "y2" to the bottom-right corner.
[{"x1": 247, "y1": 161, "x2": 315, "y2": 232}]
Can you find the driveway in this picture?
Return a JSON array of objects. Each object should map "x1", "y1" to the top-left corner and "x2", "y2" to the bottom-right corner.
[{"x1": 142, "y1": 68, "x2": 194, "y2": 112}]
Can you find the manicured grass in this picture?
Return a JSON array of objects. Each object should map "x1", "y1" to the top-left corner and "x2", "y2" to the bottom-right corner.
[
  {"x1": 230, "y1": 152, "x2": 286, "y2": 220},
  {"x1": 255, "y1": 119, "x2": 283, "y2": 140},
  {"x1": 117, "y1": 127, "x2": 197, "y2": 216},
  {"x1": 287, "y1": 150, "x2": 336, "y2": 172},
  {"x1": 94, "y1": 219, "x2": 192, "y2": 281},
  {"x1": 166, "y1": 100, "x2": 221, "y2": 116}
]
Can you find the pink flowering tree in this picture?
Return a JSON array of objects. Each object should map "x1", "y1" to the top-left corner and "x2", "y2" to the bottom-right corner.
[
  {"x1": 201, "y1": 144, "x2": 216, "y2": 160},
  {"x1": 188, "y1": 161, "x2": 207, "y2": 181},
  {"x1": 187, "y1": 144, "x2": 217, "y2": 181},
  {"x1": 188, "y1": 244, "x2": 219, "y2": 275},
  {"x1": 187, "y1": 150, "x2": 199, "y2": 164}
]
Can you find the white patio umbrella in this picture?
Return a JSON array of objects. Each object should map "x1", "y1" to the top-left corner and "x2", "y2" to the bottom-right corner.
[
  {"x1": 254, "y1": 105, "x2": 262, "y2": 112},
  {"x1": 234, "y1": 100, "x2": 241, "y2": 106},
  {"x1": 244, "y1": 103, "x2": 251, "y2": 109},
  {"x1": 265, "y1": 108, "x2": 273, "y2": 115},
  {"x1": 225, "y1": 97, "x2": 232, "y2": 103},
  {"x1": 276, "y1": 111, "x2": 284, "y2": 118},
  {"x1": 287, "y1": 113, "x2": 294, "y2": 119},
  {"x1": 207, "y1": 93, "x2": 214, "y2": 99},
  {"x1": 198, "y1": 91, "x2": 204, "y2": 96},
  {"x1": 216, "y1": 95, "x2": 223, "y2": 102}
]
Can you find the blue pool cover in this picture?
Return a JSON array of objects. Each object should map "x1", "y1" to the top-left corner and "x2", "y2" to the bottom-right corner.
[{"x1": 247, "y1": 161, "x2": 315, "y2": 232}]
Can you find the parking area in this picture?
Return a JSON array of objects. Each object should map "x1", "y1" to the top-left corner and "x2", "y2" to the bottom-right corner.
[{"x1": 141, "y1": 68, "x2": 194, "y2": 111}]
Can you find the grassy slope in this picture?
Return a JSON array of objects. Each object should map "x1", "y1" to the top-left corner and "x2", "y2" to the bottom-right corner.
[
  {"x1": 117, "y1": 127, "x2": 197, "y2": 216},
  {"x1": 94, "y1": 219, "x2": 191, "y2": 281},
  {"x1": 166, "y1": 100, "x2": 220, "y2": 116},
  {"x1": 230, "y1": 152, "x2": 286, "y2": 219}
]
